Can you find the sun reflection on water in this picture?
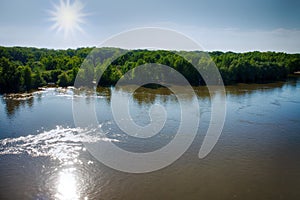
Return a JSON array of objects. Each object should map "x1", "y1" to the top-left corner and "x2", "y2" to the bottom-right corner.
[{"x1": 55, "y1": 168, "x2": 79, "y2": 200}]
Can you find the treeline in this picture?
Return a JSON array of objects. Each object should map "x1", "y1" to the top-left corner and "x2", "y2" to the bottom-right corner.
[
  {"x1": 0, "y1": 46, "x2": 92, "y2": 93},
  {"x1": 0, "y1": 46, "x2": 300, "y2": 93}
]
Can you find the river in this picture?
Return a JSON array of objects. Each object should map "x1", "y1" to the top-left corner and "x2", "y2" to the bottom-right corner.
[{"x1": 0, "y1": 77, "x2": 300, "y2": 199}]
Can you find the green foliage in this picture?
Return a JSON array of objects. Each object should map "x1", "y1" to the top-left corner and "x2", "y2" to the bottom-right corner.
[
  {"x1": 32, "y1": 70, "x2": 46, "y2": 88},
  {"x1": 23, "y1": 65, "x2": 32, "y2": 90},
  {"x1": 57, "y1": 72, "x2": 70, "y2": 87},
  {"x1": 0, "y1": 57, "x2": 22, "y2": 93},
  {"x1": 50, "y1": 69, "x2": 63, "y2": 83},
  {"x1": 0, "y1": 46, "x2": 299, "y2": 93}
]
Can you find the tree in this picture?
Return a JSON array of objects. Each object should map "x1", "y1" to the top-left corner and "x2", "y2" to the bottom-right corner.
[
  {"x1": 0, "y1": 57, "x2": 22, "y2": 92},
  {"x1": 32, "y1": 70, "x2": 46, "y2": 88},
  {"x1": 57, "y1": 72, "x2": 70, "y2": 87},
  {"x1": 23, "y1": 65, "x2": 32, "y2": 90},
  {"x1": 1, "y1": 46, "x2": 300, "y2": 94}
]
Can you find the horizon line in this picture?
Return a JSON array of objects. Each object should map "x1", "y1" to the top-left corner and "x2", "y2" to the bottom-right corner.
[{"x1": 1, "y1": 44, "x2": 299, "y2": 54}]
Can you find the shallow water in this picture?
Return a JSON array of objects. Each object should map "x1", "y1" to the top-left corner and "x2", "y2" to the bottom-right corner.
[{"x1": 0, "y1": 78, "x2": 300, "y2": 199}]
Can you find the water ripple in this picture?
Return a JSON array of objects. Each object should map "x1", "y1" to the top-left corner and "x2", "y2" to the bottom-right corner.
[{"x1": 0, "y1": 126, "x2": 119, "y2": 162}]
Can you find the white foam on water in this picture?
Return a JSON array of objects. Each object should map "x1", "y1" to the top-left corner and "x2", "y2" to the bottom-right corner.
[{"x1": 0, "y1": 126, "x2": 119, "y2": 162}]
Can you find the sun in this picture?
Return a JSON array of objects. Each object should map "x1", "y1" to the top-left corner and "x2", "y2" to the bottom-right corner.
[{"x1": 49, "y1": 0, "x2": 87, "y2": 37}]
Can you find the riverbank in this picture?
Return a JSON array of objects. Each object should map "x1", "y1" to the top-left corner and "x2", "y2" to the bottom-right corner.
[{"x1": 1, "y1": 46, "x2": 299, "y2": 94}]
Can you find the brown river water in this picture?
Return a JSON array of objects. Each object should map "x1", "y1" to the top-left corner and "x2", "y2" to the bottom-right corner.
[{"x1": 0, "y1": 77, "x2": 300, "y2": 200}]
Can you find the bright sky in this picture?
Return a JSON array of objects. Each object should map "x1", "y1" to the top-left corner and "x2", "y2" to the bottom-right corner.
[{"x1": 0, "y1": 0, "x2": 300, "y2": 52}]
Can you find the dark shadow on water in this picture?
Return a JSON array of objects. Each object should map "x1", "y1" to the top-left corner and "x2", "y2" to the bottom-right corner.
[{"x1": 1, "y1": 93, "x2": 34, "y2": 118}]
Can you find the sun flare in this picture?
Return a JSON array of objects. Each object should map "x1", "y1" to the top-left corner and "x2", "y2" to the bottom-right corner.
[
  {"x1": 56, "y1": 168, "x2": 79, "y2": 200},
  {"x1": 49, "y1": 0, "x2": 86, "y2": 37}
]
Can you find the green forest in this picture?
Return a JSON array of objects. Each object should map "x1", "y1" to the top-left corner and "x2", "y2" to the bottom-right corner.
[{"x1": 0, "y1": 46, "x2": 300, "y2": 93}]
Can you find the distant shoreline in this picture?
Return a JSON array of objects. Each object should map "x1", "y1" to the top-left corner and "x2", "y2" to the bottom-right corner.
[{"x1": 1, "y1": 46, "x2": 300, "y2": 94}]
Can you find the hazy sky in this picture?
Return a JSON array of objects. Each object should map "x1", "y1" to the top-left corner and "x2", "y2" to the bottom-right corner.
[{"x1": 0, "y1": 0, "x2": 299, "y2": 52}]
